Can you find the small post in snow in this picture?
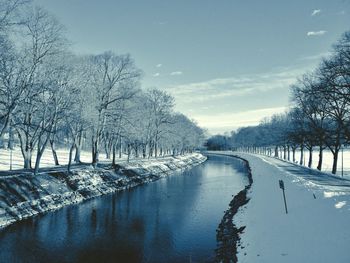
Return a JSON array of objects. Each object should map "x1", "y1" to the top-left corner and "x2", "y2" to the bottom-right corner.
[
  {"x1": 10, "y1": 147, "x2": 12, "y2": 171},
  {"x1": 279, "y1": 180, "x2": 288, "y2": 214},
  {"x1": 341, "y1": 147, "x2": 344, "y2": 178}
]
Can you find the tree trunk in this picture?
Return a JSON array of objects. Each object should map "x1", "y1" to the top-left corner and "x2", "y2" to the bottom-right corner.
[
  {"x1": 24, "y1": 153, "x2": 31, "y2": 169},
  {"x1": 7, "y1": 124, "x2": 14, "y2": 150},
  {"x1": 142, "y1": 144, "x2": 146, "y2": 158},
  {"x1": 119, "y1": 135, "x2": 122, "y2": 158},
  {"x1": 148, "y1": 142, "x2": 153, "y2": 159},
  {"x1": 0, "y1": 114, "x2": 10, "y2": 140},
  {"x1": 317, "y1": 146, "x2": 323, "y2": 171},
  {"x1": 308, "y1": 147, "x2": 313, "y2": 168},
  {"x1": 112, "y1": 143, "x2": 116, "y2": 166},
  {"x1": 50, "y1": 139, "x2": 59, "y2": 166},
  {"x1": 135, "y1": 144, "x2": 139, "y2": 158},
  {"x1": 274, "y1": 146, "x2": 278, "y2": 158},
  {"x1": 292, "y1": 147, "x2": 296, "y2": 163},
  {"x1": 287, "y1": 146, "x2": 290, "y2": 161},
  {"x1": 127, "y1": 144, "x2": 131, "y2": 163},
  {"x1": 34, "y1": 136, "x2": 50, "y2": 175},
  {"x1": 68, "y1": 144, "x2": 75, "y2": 173},
  {"x1": 74, "y1": 131, "x2": 82, "y2": 163},
  {"x1": 91, "y1": 136, "x2": 95, "y2": 164},
  {"x1": 331, "y1": 148, "x2": 340, "y2": 174},
  {"x1": 105, "y1": 138, "x2": 112, "y2": 159},
  {"x1": 299, "y1": 145, "x2": 304, "y2": 166},
  {"x1": 74, "y1": 145, "x2": 81, "y2": 163},
  {"x1": 92, "y1": 137, "x2": 99, "y2": 167},
  {"x1": 154, "y1": 139, "x2": 158, "y2": 158}
]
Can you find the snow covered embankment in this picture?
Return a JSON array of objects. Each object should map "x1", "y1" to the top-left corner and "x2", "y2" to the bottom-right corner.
[
  {"x1": 220, "y1": 152, "x2": 350, "y2": 263},
  {"x1": 215, "y1": 155, "x2": 253, "y2": 263},
  {"x1": 0, "y1": 153, "x2": 206, "y2": 229}
]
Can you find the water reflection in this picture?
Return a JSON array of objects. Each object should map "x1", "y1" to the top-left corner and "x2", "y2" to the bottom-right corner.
[{"x1": 0, "y1": 155, "x2": 248, "y2": 263}]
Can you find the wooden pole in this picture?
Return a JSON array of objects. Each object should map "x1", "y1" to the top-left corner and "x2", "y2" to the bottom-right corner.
[
  {"x1": 342, "y1": 147, "x2": 344, "y2": 178},
  {"x1": 279, "y1": 180, "x2": 288, "y2": 214},
  {"x1": 282, "y1": 188, "x2": 288, "y2": 214},
  {"x1": 10, "y1": 147, "x2": 12, "y2": 171}
]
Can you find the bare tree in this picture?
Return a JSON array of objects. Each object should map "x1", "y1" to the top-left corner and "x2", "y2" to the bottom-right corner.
[
  {"x1": 13, "y1": 6, "x2": 66, "y2": 171},
  {"x1": 0, "y1": 0, "x2": 30, "y2": 141},
  {"x1": 86, "y1": 51, "x2": 141, "y2": 166},
  {"x1": 145, "y1": 88, "x2": 174, "y2": 158},
  {"x1": 292, "y1": 74, "x2": 329, "y2": 170}
]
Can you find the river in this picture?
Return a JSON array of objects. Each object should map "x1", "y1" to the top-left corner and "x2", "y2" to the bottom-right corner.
[{"x1": 0, "y1": 154, "x2": 248, "y2": 263}]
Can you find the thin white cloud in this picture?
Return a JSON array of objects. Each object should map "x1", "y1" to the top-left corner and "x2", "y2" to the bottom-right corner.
[
  {"x1": 192, "y1": 106, "x2": 288, "y2": 134},
  {"x1": 153, "y1": 73, "x2": 160, "y2": 77},
  {"x1": 307, "y1": 30, "x2": 327, "y2": 36},
  {"x1": 298, "y1": 51, "x2": 332, "y2": 61},
  {"x1": 165, "y1": 65, "x2": 314, "y2": 134},
  {"x1": 166, "y1": 67, "x2": 304, "y2": 103},
  {"x1": 170, "y1": 71, "x2": 183, "y2": 76},
  {"x1": 311, "y1": 9, "x2": 321, "y2": 16},
  {"x1": 156, "y1": 64, "x2": 162, "y2": 68}
]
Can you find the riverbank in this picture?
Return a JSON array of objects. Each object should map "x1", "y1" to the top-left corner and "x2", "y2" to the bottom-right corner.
[
  {"x1": 213, "y1": 151, "x2": 350, "y2": 263},
  {"x1": 214, "y1": 154, "x2": 253, "y2": 262},
  {"x1": 0, "y1": 153, "x2": 206, "y2": 229}
]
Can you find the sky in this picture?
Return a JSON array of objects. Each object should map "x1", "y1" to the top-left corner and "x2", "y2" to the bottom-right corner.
[{"x1": 34, "y1": 0, "x2": 350, "y2": 134}]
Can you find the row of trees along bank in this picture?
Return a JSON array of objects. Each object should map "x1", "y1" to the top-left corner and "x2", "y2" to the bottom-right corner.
[
  {"x1": 0, "y1": 1, "x2": 205, "y2": 174},
  {"x1": 206, "y1": 30, "x2": 350, "y2": 175}
]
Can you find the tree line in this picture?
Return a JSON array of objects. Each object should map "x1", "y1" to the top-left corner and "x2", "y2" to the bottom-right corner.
[
  {"x1": 0, "y1": 0, "x2": 205, "y2": 174},
  {"x1": 207, "y1": 30, "x2": 350, "y2": 175}
]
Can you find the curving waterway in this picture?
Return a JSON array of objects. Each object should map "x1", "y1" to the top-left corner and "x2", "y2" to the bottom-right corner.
[{"x1": 0, "y1": 154, "x2": 249, "y2": 263}]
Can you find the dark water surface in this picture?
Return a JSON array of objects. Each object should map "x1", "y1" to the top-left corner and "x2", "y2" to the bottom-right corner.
[{"x1": 0, "y1": 155, "x2": 248, "y2": 263}]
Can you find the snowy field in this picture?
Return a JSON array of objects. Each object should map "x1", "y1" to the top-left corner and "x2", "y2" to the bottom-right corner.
[
  {"x1": 291, "y1": 149, "x2": 350, "y2": 177},
  {"x1": 1, "y1": 147, "x2": 350, "y2": 175},
  {"x1": 0, "y1": 147, "x2": 121, "y2": 171},
  {"x1": 228, "y1": 152, "x2": 350, "y2": 263},
  {"x1": 253, "y1": 148, "x2": 350, "y2": 178}
]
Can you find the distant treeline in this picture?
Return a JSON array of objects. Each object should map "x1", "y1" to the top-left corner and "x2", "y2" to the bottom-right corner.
[
  {"x1": 206, "y1": 30, "x2": 350, "y2": 175},
  {"x1": 0, "y1": 1, "x2": 205, "y2": 174}
]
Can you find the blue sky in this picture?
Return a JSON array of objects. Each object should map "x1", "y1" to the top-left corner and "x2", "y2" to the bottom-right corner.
[{"x1": 35, "y1": 0, "x2": 350, "y2": 134}]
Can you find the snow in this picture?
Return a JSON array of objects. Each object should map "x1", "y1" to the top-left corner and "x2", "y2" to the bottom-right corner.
[
  {"x1": 0, "y1": 153, "x2": 206, "y2": 229},
  {"x1": 286, "y1": 148, "x2": 350, "y2": 178},
  {"x1": 217, "y1": 152, "x2": 350, "y2": 263},
  {"x1": 0, "y1": 147, "x2": 120, "y2": 171},
  {"x1": 335, "y1": 201, "x2": 346, "y2": 209}
]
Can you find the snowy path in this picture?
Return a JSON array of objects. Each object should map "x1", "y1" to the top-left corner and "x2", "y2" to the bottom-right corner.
[
  {"x1": 214, "y1": 152, "x2": 350, "y2": 263},
  {"x1": 258, "y1": 155, "x2": 350, "y2": 195}
]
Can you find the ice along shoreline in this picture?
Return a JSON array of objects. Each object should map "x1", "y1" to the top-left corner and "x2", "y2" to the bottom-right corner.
[
  {"x1": 205, "y1": 153, "x2": 253, "y2": 263},
  {"x1": 0, "y1": 153, "x2": 207, "y2": 229}
]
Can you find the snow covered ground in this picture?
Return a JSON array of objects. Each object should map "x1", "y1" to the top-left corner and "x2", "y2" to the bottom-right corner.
[
  {"x1": 292, "y1": 148, "x2": 350, "y2": 178},
  {"x1": 2, "y1": 147, "x2": 349, "y2": 180},
  {"x1": 0, "y1": 147, "x2": 123, "y2": 171},
  {"x1": 219, "y1": 152, "x2": 350, "y2": 263}
]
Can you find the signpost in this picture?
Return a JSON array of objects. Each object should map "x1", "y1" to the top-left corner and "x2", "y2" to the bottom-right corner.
[
  {"x1": 10, "y1": 147, "x2": 12, "y2": 171},
  {"x1": 279, "y1": 180, "x2": 288, "y2": 214},
  {"x1": 341, "y1": 147, "x2": 344, "y2": 178},
  {"x1": 9, "y1": 125, "x2": 13, "y2": 171}
]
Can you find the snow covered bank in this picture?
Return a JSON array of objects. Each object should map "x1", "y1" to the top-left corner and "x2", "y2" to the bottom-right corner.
[
  {"x1": 0, "y1": 146, "x2": 116, "y2": 171},
  {"x1": 214, "y1": 155, "x2": 253, "y2": 262},
  {"x1": 0, "y1": 153, "x2": 206, "y2": 229},
  {"x1": 213, "y1": 151, "x2": 350, "y2": 263}
]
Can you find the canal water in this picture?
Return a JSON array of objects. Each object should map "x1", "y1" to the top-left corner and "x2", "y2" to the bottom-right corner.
[{"x1": 0, "y1": 154, "x2": 248, "y2": 263}]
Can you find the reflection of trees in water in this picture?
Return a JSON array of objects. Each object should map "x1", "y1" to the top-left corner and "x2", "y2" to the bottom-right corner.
[
  {"x1": 208, "y1": 154, "x2": 249, "y2": 178},
  {"x1": 0, "y1": 156, "x2": 247, "y2": 262}
]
